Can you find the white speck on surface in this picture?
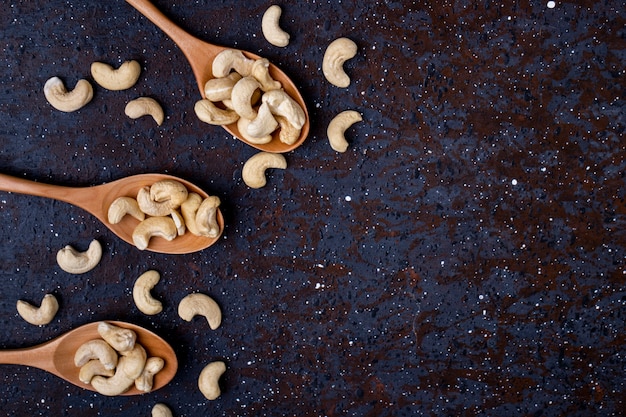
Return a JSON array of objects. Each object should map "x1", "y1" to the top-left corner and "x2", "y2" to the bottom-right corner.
[
  {"x1": 547, "y1": 1, "x2": 556, "y2": 8},
  {"x1": 345, "y1": 195, "x2": 352, "y2": 201}
]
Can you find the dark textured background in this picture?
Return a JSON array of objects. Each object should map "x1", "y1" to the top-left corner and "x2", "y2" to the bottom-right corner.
[{"x1": 0, "y1": 1, "x2": 624, "y2": 416}]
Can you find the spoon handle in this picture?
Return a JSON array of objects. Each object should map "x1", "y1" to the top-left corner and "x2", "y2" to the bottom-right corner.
[{"x1": 0, "y1": 341, "x2": 59, "y2": 376}]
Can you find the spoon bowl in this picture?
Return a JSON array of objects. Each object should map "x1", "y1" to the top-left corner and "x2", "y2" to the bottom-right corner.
[
  {"x1": 0, "y1": 321, "x2": 177, "y2": 395},
  {"x1": 0, "y1": 173, "x2": 224, "y2": 254},
  {"x1": 125, "y1": 0, "x2": 309, "y2": 153}
]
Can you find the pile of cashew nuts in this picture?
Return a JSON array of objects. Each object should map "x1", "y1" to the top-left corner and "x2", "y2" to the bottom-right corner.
[{"x1": 107, "y1": 179, "x2": 221, "y2": 250}]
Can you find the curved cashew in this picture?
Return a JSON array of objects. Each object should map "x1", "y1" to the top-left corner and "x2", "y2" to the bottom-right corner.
[
  {"x1": 178, "y1": 293, "x2": 222, "y2": 330},
  {"x1": 242, "y1": 152, "x2": 287, "y2": 189},
  {"x1": 231, "y1": 76, "x2": 262, "y2": 119},
  {"x1": 247, "y1": 102, "x2": 278, "y2": 139},
  {"x1": 198, "y1": 361, "x2": 226, "y2": 400},
  {"x1": 195, "y1": 196, "x2": 221, "y2": 238},
  {"x1": 119, "y1": 343, "x2": 147, "y2": 379},
  {"x1": 327, "y1": 110, "x2": 362, "y2": 152},
  {"x1": 151, "y1": 403, "x2": 173, "y2": 417},
  {"x1": 204, "y1": 72, "x2": 242, "y2": 102},
  {"x1": 91, "y1": 60, "x2": 141, "y2": 90},
  {"x1": 132, "y1": 270, "x2": 163, "y2": 315},
  {"x1": 97, "y1": 321, "x2": 137, "y2": 352},
  {"x1": 16, "y1": 294, "x2": 59, "y2": 326},
  {"x1": 212, "y1": 49, "x2": 255, "y2": 78},
  {"x1": 74, "y1": 339, "x2": 118, "y2": 370},
  {"x1": 170, "y1": 209, "x2": 186, "y2": 236},
  {"x1": 275, "y1": 115, "x2": 301, "y2": 145},
  {"x1": 107, "y1": 196, "x2": 145, "y2": 224},
  {"x1": 322, "y1": 37, "x2": 358, "y2": 88},
  {"x1": 125, "y1": 97, "x2": 164, "y2": 126},
  {"x1": 237, "y1": 116, "x2": 272, "y2": 145},
  {"x1": 43, "y1": 77, "x2": 93, "y2": 112},
  {"x1": 135, "y1": 357, "x2": 165, "y2": 393},
  {"x1": 56, "y1": 239, "x2": 102, "y2": 274},
  {"x1": 262, "y1": 89, "x2": 306, "y2": 129},
  {"x1": 194, "y1": 99, "x2": 239, "y2": 125},
  {"x1": 250, "y1": 58, "x2": 282, "y2": 91},
  {"x1": 91, "y1": 358, "x2": 136, "y2": 396},
  {"x1": 181, "y1": 193, "x2": 203, "y2": 236},
  {"x1": 132, "y1": 216, "x2": 178, "y2": 250},
  {"x1": 262, "y1": 5, "x2": 290, "y2": 47},
  {"x1": 151, "y1": 180, "x2": 188, "y2": 207},
  {"x1": 79, "y1": 359, "x2": 115, "y2": 384}
]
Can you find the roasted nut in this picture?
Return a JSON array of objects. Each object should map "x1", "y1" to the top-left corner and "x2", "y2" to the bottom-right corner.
[
  {"x1": 242, "y1": 152, "x2": 287, "y2": 189},
  {"x1": 79, "y1": 359, "x2": 115, "y2": 384},
  {"x1": 132, "y1": 270, "x2": 163, "y2": 315},
  {"x1": 247, "y1": 102, "x2": 278, "y2": 139},
  {"x1": 16, "y1": 294, "x2": 59, "y2": 326},
  {"x1": 204, "y1": 72, "x2": 242, "y2": 102},
  {"x1": 118, "y1": 344, "x2": 147, "y2": 380},
  {"x1": 91, "y1": 60, "x2": 141, "y2": 90},
  {"x1": 178, "y1": 293, "x2": 222, "y2": 330},
  {"x1": 212, "y1": 49, "x2": 255, "y2": 78},
  {"x1": 198, "y1": 361, "x2": 226, "y2": 400},
  {"x1": 135, "y1": 357, "x2": 165, "y2": 393},
  {"x1": 181, "y1": 193, "x2": 204, "y2": 236},
  {"x1": 91, "y1": 358, "x2": 136, "y2": 396},
  {"x1": 125, "y1": 97, "x2": 164, "y2": 126},
  {"x1": 43, "y1": 76, "x2": 93, "y2": 112},
  {"x1": 151, "y1": 403, "x2": 173, "y2": 417},
  {"x1": 194, "y1": 99, "x2": 240, "y2": 125},
  {"x1": 261, "y1": 89, "x2": 306, "y2": 130},
  {"x1": 195, "y1": 196, "x2": 221, "y2": 238},
  {"x1": 74, "y1": 339, "x2": 118, "y2": 370},
  {"x1": 132, "y1": 216, "x2": 178, "y2": 250},
  {"x1": 261, "y1": 5, "x2": 290, "y2": 47},
  {"x1": 231, "y1": 76, "x2": 262, "y2": 119},
  {"x1": 327, "y1": 110, "x2": 362, "y2": 152},
  {"x1": 107, "y1": 196, "x2": 145, "y2": 224},
  {"x1": 56, "y1": 239, "x2": 102, "y2": 274},
  {"x1": 322, "y1": 37, "x2": 358, "y2": 87},
  {"x1": 275, "y1": 115, "x2": 301, "y2": 145},
  {"x1": 97, "y1": 321, "x2": 137, "y2": 352}
]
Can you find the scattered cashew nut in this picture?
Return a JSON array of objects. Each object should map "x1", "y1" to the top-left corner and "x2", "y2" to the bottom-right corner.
[
  {"x1": 125, "y1": 97, "x2": 164, "y2": 126},
  {"x1": 97, "y1": 321, "x2": 137, "y2": 352},
  {"x1": 242, "y1": 152, "x2": 287, "y2": 189},
  {"x1": 74, "y1": 339, "x2": 118, "y2": 370},
  {"x1": 43, "y1": 77, "x2": 93, "y2": 112},
  {"x1": 16, "y1": 294, "x2": 59, "y2": 326},
  {"x1": 198, "y1": 361, "x2": 226, "y2": 400},
  {"x1": 327, "y1": 110, "x2": 362, "y2": 152},
  {"x1": 132, "y1": 216, "x2": 178, "y2": 250},
  {"x1": 322, "y1": 37, "x2": 358, "y2": 88},
  {"x1": 133, "y1": 270, "x2": 163, "y2": 315},
  {"x1": 91, "y1": 60, "x2": 141, "y2": 90},
  {"x1": 262, "y1": 5, "x2": 290, "y2": 47},
  {"x1": 151, "y1": 403, "x2": 173, "y2": 417},
  {"x1": 56, "y1": 239, "x2": 102, "y2": 274},
  {"x1": 178, "y1": 293, "x2": 222, "y2": 330}
]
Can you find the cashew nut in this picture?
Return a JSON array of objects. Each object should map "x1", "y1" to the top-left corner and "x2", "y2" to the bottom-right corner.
[
  {"x1": 322, "y1": 37, "x2": 358, "y2": 88},
  {"x1": 242, "y1": 152, "x2": 287, "y2": 189},
  {"x1": 135, "y1": 357, "x2": 165, "y2": 393},
  {"x1": 151, "y1": 403, "x2": 173, "y2": 417},
  {"x1": 132, "y1": 270, "x2": 163, "y2": 315},
  {"x1": 212, "y1": 49, "x2": 255, "y2": 78},
  {"x1": 181, "y1": 193, "x2": 203, "y2": 236},
  {"x1": 125, "y1": 97, "x2": 164, "y2": 126},
  {"x1": 275, "y1": 115, "x2": 301, "y2": 145},
  {"x1": 16, "y1": 294, "x2": 59, "y2": 326},
  {"x1": 107, "y1": 196, "x2": 145, "y2": 224},
  {"x1": 178, "y1": 293, "x2": 222, "y2": 330},
  {"x1": 247, "y1": 102, "x2": 278, "y2": 139},
  {"x1": 194, "y1": 99, "x2": 239, "y2": 125},
  {"x1": 74, "y1": 339, "x2": 118, "y2": 370},
  {"x1": 91, "y1": 60, "x2": 141, "y2": 90},
  {"x1": 327, "y1": 110, "x2": 362, "y2": 152},
  {"x1": 198, "y1": 361, "x2": 226, "y2": 400},
  {"x1": 231, "y1": 76, "x2": 262, "y2": 119},
  {"x1": 204, "y1": 72, "x2": 242, "y2": 102},
  {"x1": 91, "y1": 358, "x2": 136, "y2": 396},
  {"x1": 250, "y1": 58, "x2": 282, "y2": 91},
  {"x1": 237, "y1": 116, "x2": 273, "y2": 145},
  {"x1": 79, "y1": 359, "x2": 115, "y2": 384},
  {"x1": 170, "y1": 209, "x2": 186, "y2": 236},
  {"x1": 137, "y1": 180, "x2": 188, "y2": 217},
  {"x1": 195, "y1": 196, "x2": 221, "y2": 238},
  {"x1": 43, "y1": 77, "x2": 93, "y2": 112},
  {"x1": 261, "y1": 89, "x2": 306, "y2": 129},
  {"x1": 132, "y1": 216, "x2": 178, "y2": 250},
  {"x1": 97, "y1": 321, "x2": 137, "y2": 352},
  {"x1": 118, "y1": 343, "x2": 147, "y2": 379},
  {"x1": 262, "y1": 5, "x2": 290, "y2": 47},
  {"x1": 56, "y1": 239, "x2": 102, "y2": 274}
]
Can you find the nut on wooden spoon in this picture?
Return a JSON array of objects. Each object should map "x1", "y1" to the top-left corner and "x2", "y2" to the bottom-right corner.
[
  {"x1": 0, "y1": 173, "x2": 224, "y2": 254},
  {"x1": 0, "y1": 321, "x2": 177, "y2": 395},
  {"x1": 125, "y1": 0, "x2": 309, "y2": 153}
]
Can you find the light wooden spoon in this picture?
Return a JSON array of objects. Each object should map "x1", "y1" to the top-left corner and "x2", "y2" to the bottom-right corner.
[
  {"x1": 125, "y1": 0, "x2": 309, "y2": 153},
  {"x1": 0, "y1": 173, "x2": 223, "y2": 254},
  {"x1": 0, "y1": 321, "x2": 177, "y2": 395}
]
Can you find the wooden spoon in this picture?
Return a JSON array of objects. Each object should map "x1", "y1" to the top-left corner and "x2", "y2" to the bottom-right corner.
[
  {"x1": 125, "y1": 0, "x2": 309, "y2": 153},
  {"x1": 0, "y1": 321, "x2": 177, "y2": 395},
  {"x1": 0, "y1": 173, "x2": 223, "y2": 254}
]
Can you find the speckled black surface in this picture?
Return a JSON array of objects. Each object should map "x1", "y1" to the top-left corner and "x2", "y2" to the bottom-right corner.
[{"x1": 0, "y1": 1, "x2": 624, "y2": 416}]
